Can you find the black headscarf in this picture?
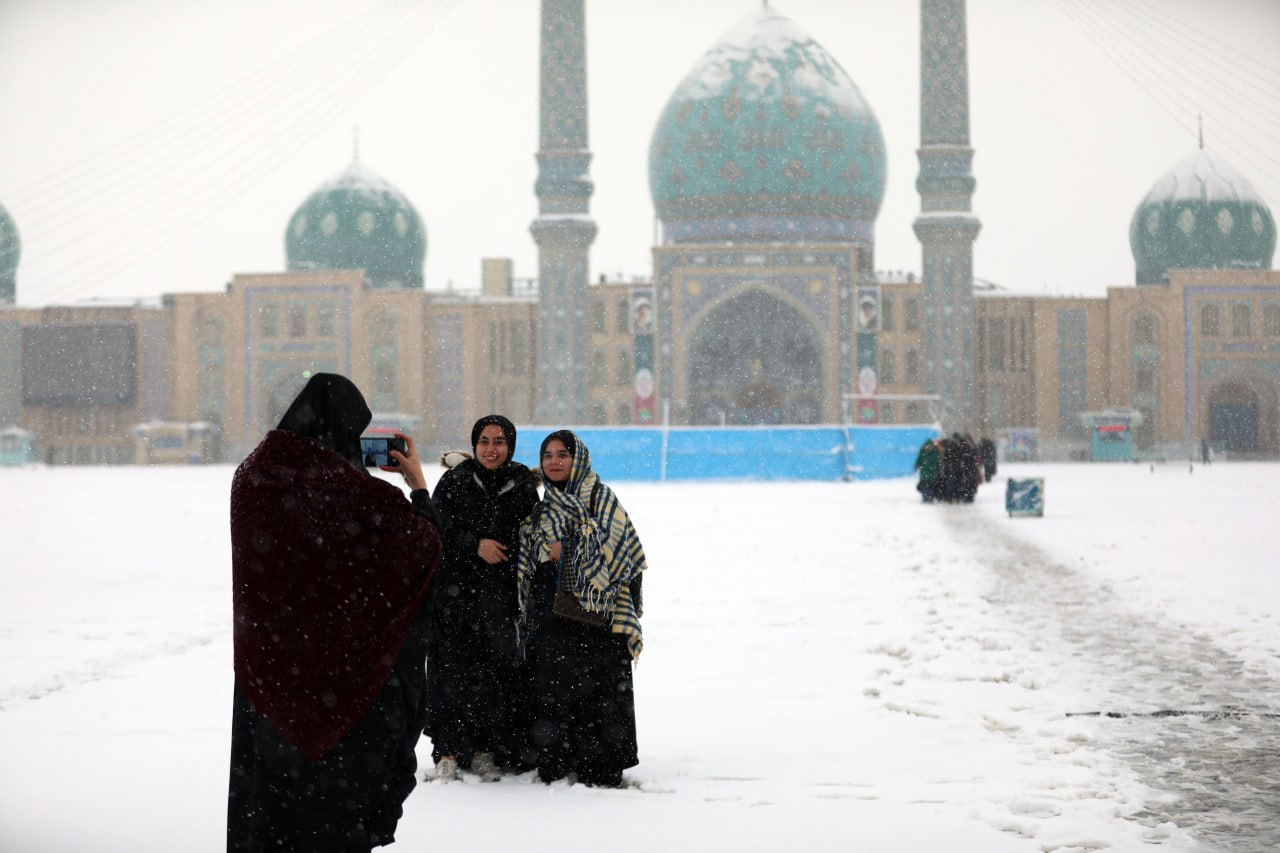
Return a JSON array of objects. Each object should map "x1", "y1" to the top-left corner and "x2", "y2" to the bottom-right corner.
[
  {"x1": 233, "y1": 372, "x2": 439, "y2": 760},
  {"x1": 468, "y1": 414, "x2": 519, "y2": 491},
  {"x1": 276, "y1": 373, "x2": 371, "y2": 467},
  {"x1": 471, "y1": 414, "x2": 517, "y2": 457},
  {"x1": 539, "y1": 429, "x2": 578, "y2": 491}
]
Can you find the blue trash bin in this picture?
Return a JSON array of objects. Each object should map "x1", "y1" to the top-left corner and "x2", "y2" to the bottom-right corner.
[{"x1": 1005, "y1": 478, "x2": 1044, "y2": 517}]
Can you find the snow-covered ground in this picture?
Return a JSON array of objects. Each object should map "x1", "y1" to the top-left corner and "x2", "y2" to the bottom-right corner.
[{"x1": 2, "y1": 461, "x2": 1276, "y2": 852}]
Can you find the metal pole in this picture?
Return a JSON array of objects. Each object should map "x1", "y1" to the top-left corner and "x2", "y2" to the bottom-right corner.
[{"x1": 659, "y1": 398, "x2": 670, "y2": 482}]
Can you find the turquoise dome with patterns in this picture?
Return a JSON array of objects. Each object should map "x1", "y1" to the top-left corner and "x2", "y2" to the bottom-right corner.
[
  {"x1": 648, "y1": 6, "x2": 887, "y2": 244},
  {"x1": 286, "y1": 161, "x2": 426, "y2": 290},
  {"x1": 0, "y1": 200, "x2": 19, "y2": 304},
  {"x1": 1130, "y1": 149, "x2": 1275, "y2": 285}
]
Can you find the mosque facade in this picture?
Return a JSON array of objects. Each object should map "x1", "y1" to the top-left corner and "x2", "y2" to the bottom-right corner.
[{"x1": 0, "y1": 0, "x2": 1277, "y2": 464}]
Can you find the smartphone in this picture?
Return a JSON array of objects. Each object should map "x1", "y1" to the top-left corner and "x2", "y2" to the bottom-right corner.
[{"x1": 359, "y1": 435, "x2": 407, "y2": 467}]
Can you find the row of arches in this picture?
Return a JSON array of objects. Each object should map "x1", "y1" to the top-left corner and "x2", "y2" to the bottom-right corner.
[
  {"x1": 195, "y1": 306, "x2": 402, "y2": 433},
  {"x1": 1130, "y1": 309, "x2": 1278, "y2": 456}
]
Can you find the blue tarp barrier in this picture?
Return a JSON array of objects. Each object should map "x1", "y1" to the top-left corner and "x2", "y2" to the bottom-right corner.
[{"x1": 514, "y1": 425, "x2": 941, "y2": 482}]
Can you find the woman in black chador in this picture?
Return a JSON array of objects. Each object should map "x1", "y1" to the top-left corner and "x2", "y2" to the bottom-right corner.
[
  {"x1": 423, "y1": 415, "x2": 539, "y2": 782},
  {"x1": 227, "y1": 373, "x2": 440, "y2": 852},
  {"x1": 516, "y1": 430, "x2": 647, "y2": 787}
]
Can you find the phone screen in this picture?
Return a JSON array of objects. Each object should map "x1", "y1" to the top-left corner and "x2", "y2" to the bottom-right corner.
[{"x1": 359, "y1": 436, "x2": 406, "y2": 467}]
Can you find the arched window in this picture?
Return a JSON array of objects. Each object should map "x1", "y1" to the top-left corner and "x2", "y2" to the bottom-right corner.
[
  {"x1": 1231, "y1": 303, "x2": 1253, "y2": 337},
  {"x1": 905, "y1": 349, "x2": 920, "y2": 385},
  {"x1": 196, "y1": 310, "x2": 223, "y2": 345},
  {"x1": 616, "y1": 296, "x2": 630, "y2": 333},
  {"x1": 1200, "y1": 303, "x2": 1221, "y2": 337},
  {"x1": 615, "y1": 350, "x2": 631, "y2": 385},
  {"x1": 879, "y1": 349, "x2": 896, "y2": 385},
  {"x1": 591, "y1": 299, "x2": 606, "y2": 333},
  {"x1": 1264, "y1": 304, "x2": 1280, "y2": 337},
  {"x1": 1132, "y1": 313, "x2": 1157, "y2": 346},
  {"x1": 904, "y1": 299, "x2": 921, "y2": 332},
  {"x1": 1134, "y1": 362, "x2": 1156, "y2": 394},
  {"x1": 370, "y1": 311, "x2": 399, "y2": 411},
  {"x1": 590, "y1": 349, "x2": 607, "y2": 386},
  {"x1": 195, "y1": 310, "x2": 226, "y2": 420}
]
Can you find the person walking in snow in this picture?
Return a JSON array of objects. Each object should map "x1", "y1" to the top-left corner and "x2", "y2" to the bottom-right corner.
[
  {"x1": 423, "y1": 415, "x2": 539, "y2": 783},
  {"x1": 936, "y1": 436, "x2": 960, "y2": 502},
  {"x1": 516, "y1": 430, "x2": 646, "y2": 788},
  {"x1": 959, "y1": 433, "x2": 982, "y2": 502},
  {"x1": 227, "y1": 373, "x2": 440, "y2": 852},
  {"x1": 979, "y1": 436, "x2": 997, "y2": 481},
  {"x1": 913, "y1": 437, "x2": 942, "y2": 503}
]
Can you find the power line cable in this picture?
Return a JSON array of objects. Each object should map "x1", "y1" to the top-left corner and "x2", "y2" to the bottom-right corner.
[
  {"x1": 1055, "y1": 0, "x2": 1197, "y2": 135},
  {"x1": 1077, "y1": 0, "x2": 1280, "y2": 140},
  {"x1": 1127, "y1": 0, "x2": 1280, "y2": 85},
  {"x1": 1066, "y1": 0, "x2": 1280, "y2": 193},
  {"x1": 1055, "y1": 0, "x2": 1280, "y2": 204},
  {"x1": 10, "y1": 0, "x2": 414, "y2": 233},
  {"x1": 26, "y1": 1, "x2": 445, "y2": 303},
  {"x1": 30, "y1": 11, "x2": 434, "y2": 302},
  {"x1": 5, "y1": 0, "x2": 409, "y2": 210}
]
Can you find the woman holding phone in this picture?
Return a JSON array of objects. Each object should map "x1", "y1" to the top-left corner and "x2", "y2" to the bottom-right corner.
[{"x1": 228, "y1": 372, "x2": 440, "y2": 851}]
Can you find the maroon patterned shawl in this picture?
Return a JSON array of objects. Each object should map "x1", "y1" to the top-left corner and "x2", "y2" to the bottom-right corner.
[{"x1": 231, "y1": 429, "x2": 439, "y2": 760}]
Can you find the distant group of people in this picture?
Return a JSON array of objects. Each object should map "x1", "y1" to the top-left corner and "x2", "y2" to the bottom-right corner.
[
  {"x1": 227, "y1": 373, "x2": 647, "y2": 852},
  {"x1": 913, "y1": 433, "x2": 997, "y2": 503}
]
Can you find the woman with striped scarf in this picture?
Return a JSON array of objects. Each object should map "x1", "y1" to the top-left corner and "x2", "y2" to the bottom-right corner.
[{"x1": 516, "y1": 430, "x2": 646, "y2": 787}]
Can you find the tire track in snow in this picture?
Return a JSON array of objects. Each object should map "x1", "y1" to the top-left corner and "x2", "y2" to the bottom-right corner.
[
  {"x1": 0, "y1": 632, "x2": 221, "y2": 711},
  {"x1": 941, "y1": 507, "x2": 1280, "y2": 852}
]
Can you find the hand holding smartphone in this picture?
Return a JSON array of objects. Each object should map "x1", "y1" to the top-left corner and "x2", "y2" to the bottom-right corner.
[{"x1": 359, "y1": 436, "x2": 407, "y2": 467}]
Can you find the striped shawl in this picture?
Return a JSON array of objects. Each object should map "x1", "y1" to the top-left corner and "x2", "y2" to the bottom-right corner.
[{"x1": 517, "y1": 434, "x2": 646, "y2": 658}]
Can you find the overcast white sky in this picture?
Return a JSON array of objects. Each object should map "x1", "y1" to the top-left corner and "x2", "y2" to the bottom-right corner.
[{"x1": 1, "y1": 0, "x2": 1277, "y2": 307}]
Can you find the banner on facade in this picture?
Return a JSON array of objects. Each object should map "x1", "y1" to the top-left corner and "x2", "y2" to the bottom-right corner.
[
  {"x1": 856, "y1": 285, "x2": 880, "y2": 333},
  {"x1": 855, "y1": 287, "x2": 880, "y2": 424},
  {"x1": 631, "y1": 288, "x2": 655, "y2": 423}
]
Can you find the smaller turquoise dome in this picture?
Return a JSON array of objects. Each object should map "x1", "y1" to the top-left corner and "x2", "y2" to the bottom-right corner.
[
  {"x1": 0, "y1": 201, "x2": 20, "y2": 304},
  {"x1": 286, "y1": 162, "x2": 426, "y2": 290},
  {"x1": 1130, "y1": 150, "x2": 1275, "y2": 285},
  {"x1": 648, "y1": 6, "x2": 887, "y2": 244}
]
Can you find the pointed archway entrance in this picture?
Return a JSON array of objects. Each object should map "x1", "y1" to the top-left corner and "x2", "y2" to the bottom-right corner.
[
  {"x1": 686, "y1": 288, "x2": 824, "y2": 425},
  {"x1": 1206, "y1": 377, "x2": 1279, "y2": 458}
]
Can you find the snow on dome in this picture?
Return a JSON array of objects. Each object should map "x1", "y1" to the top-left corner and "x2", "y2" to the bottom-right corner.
[
  {"x1": 677, "y1": 6, "x2": 874, "y2": 119},
  {"x1": 1141, "y1": 149, "x2": 1271, "y2": 206},
  {"x1": 285, "y1": 161, "x2": 426, "y2": 290},
  {"x1": 1130, "y1": 149, "x2": 1275, "y2": 284},
  {"x1": 648, "y1": 5, "x2": 887, "y2": 244},
  {"x1": 316, "y1": 161, "x2": 408, "y2": 200}
]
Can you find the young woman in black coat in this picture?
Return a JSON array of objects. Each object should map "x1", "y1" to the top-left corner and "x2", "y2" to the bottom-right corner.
[{"x1": 423, "y1": 415, "x2": 539, "y2": 782}]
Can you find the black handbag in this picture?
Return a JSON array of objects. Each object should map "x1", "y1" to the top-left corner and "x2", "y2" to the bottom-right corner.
[{"x1": 553, "y1": 534, "x2": 610, "y2": 627}]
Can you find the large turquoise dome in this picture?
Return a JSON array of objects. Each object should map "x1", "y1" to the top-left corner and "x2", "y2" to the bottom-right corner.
[
  {"x1": 648, "y1": 6, "x2": 887, "y2": 244},
  {"x1": 0, "y1": 201, "x2": 19, "y2": 304},
  {"x1": 286, "y1": 161, "x2": 426, "y2": 290},
  {"x1": 1130, "y1": 149, "x2": 1275, "y2": 285}
]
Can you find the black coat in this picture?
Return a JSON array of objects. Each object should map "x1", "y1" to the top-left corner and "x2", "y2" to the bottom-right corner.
[
  {"x1": 228, "y1": 488, "x2": 437, "y2": 852},
  {"x1": 427, "y1": 458, "x2": 539, "y2": 638},
  {"x1": 423, "y1": 458, "x2": 539, "y2": 765},
  {"x1": 227, "y1": 607, "x2": 430, "y2": 852}
]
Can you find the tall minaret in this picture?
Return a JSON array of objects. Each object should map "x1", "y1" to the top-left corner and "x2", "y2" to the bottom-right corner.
[
  {"x1": 914, "y1": 0, "x2": 981, "y2": 433},
  {"x1": 531, "y1": 0, "x2": 597, "y2": 424}
]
